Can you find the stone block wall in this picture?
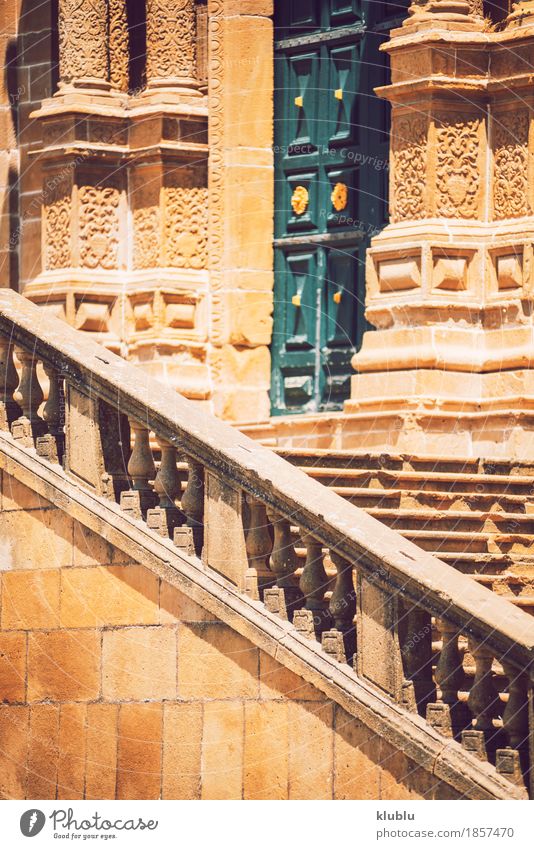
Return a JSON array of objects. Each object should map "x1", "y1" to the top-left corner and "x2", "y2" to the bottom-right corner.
[
  {"x1": 5, "y1": 1, "x2": 56, "y2": 293},
  {"x1": 0, "y1": 470, "x2": 460, "y2": 800},
  {"x1": 0, "y1": 0, "x2": 20, "y2": 290}
]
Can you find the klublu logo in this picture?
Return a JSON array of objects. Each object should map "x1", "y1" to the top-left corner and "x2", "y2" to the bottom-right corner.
[{"x1": 20, "y1": 810, "x2": 46, "y2": 837}]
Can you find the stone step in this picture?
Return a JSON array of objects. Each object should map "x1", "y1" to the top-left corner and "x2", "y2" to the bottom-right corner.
[
  {"x1": 333, "y1": 486, "x2": 529, "y2": 513},
  {"x1": 366, "y1": 508, "x2": 534, "y2": 535},
  {"x1": 299, "y1": 465, "x2": 534, "y2": 495},
  {"x1": 436, "y1": 552, "x2": 534, "y2": 575},
  {"x1": 404, "y1": 529, "x2": 534, "y2": 555},
  {"x1": 279, "y1": 448, "x2": 534, "y2": 477}
]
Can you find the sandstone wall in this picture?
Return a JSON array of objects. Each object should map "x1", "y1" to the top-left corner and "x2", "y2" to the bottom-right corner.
[{"x1": 0, "y1": 471, "x2": 460, "y2": 800}]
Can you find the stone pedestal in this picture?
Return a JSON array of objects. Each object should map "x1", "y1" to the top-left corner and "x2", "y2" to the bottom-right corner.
[
  {"x1": 347, "y1": 6, "x2": 534, "y2": 459},
  {"x1": 25, "y1": 0, "x2": 210, "y2": 405}
]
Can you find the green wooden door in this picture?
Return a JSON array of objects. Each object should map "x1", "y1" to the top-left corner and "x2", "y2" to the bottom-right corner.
[{"x1": 272, "y1": 0, "x2": 406, "y2": 415}]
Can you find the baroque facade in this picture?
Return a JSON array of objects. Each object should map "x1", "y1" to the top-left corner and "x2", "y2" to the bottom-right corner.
[
  {"x1": 3, "y1": 0, "x2": 534, "y2": 457},
  {"x1": 0, "y1": 0, "x2": 534, "y2": 803}
]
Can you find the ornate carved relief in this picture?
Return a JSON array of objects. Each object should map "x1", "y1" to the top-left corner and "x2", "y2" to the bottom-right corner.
[
  {"x1": 208, "y1": 0, "x2": 226, "y2": 344},
  {"x1": 146, "y1": 0, "x2": 197, "y2": 83},
  {"x1": 78, "y1": 184, "x2": 120, "y2": 270},
  {"x1": 108, "y1": 0, "x2": 129, "y2": 92},
  {"x1": 493, "y1": 110, "x2": 530, "y2": 220},
  {"x1": 435, "y1": 114, "x2": 480, "y2": 219},
  {"x1": 291, "y1": 186, "x2": 309, "y2": 216},
  {"x1": 467, "y1": 0, "x2": 483, "y2": 15},
  {"x1": 331, "y1": 182, "x2": 348, "y2": 212},
  {"x1": 134, "y1": 207, "x2": 161, "y2": 269},
  {"x1": 44, "y1": 181, "x2": 72, "y2": 271},
  {"x1": 163, "y1": 186, "x2": 208, "y2": 269},
  {"x1": 58, "y1": 0, "x2": 108, "y2": 84},
  {"x1": 89, "y1": 121, "x2": 128, "y2": 146},
  {"x1": 391, "y1": 114, "x2": 427, "y2": 221}
]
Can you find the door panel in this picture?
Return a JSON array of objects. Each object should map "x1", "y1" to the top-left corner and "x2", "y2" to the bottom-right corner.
[
  {"x1": 272, "y1": 0, "x2": 407, "y2": 416},
  {"x1": 288, "y1": 52, "x2": 320, "y2": 153},
  {"x1": 286, "y1": 171, "x2": 318, "y2": 232},
  {"x1": 330, "y1": 0, "x2": 362, "y2": 22},
  {"x1": 285, "y1": 252, "x2": 318, "y2": 350},
  {"x1": 328, "y1": 43, "x2": 360, "y2": 146}
]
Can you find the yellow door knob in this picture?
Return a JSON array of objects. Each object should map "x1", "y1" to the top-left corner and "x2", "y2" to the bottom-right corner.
[
  {"x1": 292, "y1": 294, "x2": 301, "y2": 307},
  {"x1": 295, "y1": 96, "x2": 303, "y2": 107},
  {"x1": 333, "y1": 291, "x2": 342, "y2": 304},
  {"x1": 335, "y1": 89, "x2": 343, "y2": 100}
]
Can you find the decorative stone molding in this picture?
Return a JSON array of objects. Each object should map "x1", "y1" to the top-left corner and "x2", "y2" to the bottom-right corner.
[
  {"x1": 378, "y1": 257, "x2": 421, "y2": 292},
  {"x1": 44, "y1": 177, "x2": 73, "y2": 271},
  {"x1": 493, "y1": 109, "x2": 530, "y2": 220},
  {"x1": 163, "y1": 185, "x2": 208, "y2": 269},
  {"x1": 78, "y1": 183, "x2": 121, "y2": 271},
  {"x1": 435, "y1": 114, "x2": 481, "y2": 219},
  {"x1": 208, "y1": 0, "x2": 226, "y2": 349},
  {"x1": 109, "y1": 0, "x2": 130, "y2": 92},
  {"x1": 391, "y1": 114, "x2": 428, "y2": 221},
  {"x1": 133, "y1": 207, "x2": 161, "y2": 270}
]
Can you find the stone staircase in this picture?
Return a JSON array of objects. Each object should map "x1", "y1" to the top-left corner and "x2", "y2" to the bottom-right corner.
[
  {"x1": 278, "y1": 449, "x2": 534, "y2": 614},
  {"x1": 0, "y1": 288, "x2": 532, "y2": 800}
]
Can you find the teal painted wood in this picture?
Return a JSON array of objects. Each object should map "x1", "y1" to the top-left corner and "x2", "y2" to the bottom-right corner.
[{"x1": 272, "y1": 0, "x2": 406, "y2": 416}]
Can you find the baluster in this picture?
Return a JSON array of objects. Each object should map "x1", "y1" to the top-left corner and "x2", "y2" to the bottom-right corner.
[
  {"x1": 322, "y1": 551, "x2": 356, "y2": 664},
  {"x1": 294, "y1": 530, "x2": 330, "y2": 640},
  {"x1": 398, "y1": 601, "x2": 435, "y2": 715},
  {"x1": 495, "y1": 661, "x2": 529, "y2": 786},
  {"x1": 244, "y1": 496, "x2": 273, "y2": 600},
  {"x1": 501, "y1": 662, "x2": 529, "y2": 750},
  {"x1": 0, "y1": 339, "x2": 21, "y2": 430},
  {"x1": 120, "y1": 419, "x2": 157, "y2": 518},
  {"x1": 263, "y1": 506, "x2": 301, "y2": 620},
  {"x1": 467, "y1": 637, "x2": 500, "y2": 757},
  {"x1": 12, "y1": 348, "x2": 46, "y2": 445},
  {"x1": 176, "y1": 455, "x2": 204, "y2": 556},
  {"x1": 147, "y1": 437, "x2": 184, "y2": 538},
  {"x1": 426, "y1": 620, "x2": 466, "y2": 738},
  {"x1": 36, "y1": 363, "x2": 65, "y2": 463}
]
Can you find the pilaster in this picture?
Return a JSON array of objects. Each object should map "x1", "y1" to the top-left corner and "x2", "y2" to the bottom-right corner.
[{"x1": 207, "y1": 0, "x2": 274, "y2": 421}]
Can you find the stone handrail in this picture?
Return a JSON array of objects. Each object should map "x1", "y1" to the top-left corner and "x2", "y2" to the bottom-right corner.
[{"x1": 0, "y1": 287, "x2": 532, "y2": 794}]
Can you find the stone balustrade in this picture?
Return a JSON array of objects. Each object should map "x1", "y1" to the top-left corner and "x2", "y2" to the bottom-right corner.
[{"x1": 0, "y1": 288, "x2": 532, "y2": 796}]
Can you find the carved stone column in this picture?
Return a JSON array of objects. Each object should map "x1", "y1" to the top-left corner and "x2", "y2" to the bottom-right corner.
[
  {"x1": 58, "y1": 0, "x2": 129, "y2": 94},
  {"x1": 58, "y1": 0, "x2": 110, "y2": 91},
  {"x1": 145, "y1": 0, "x2": 201, "y2": 100}
]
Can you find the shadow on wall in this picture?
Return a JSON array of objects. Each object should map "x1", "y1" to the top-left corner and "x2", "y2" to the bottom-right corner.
[{"x1": 1, "y1": 0, "x2": 58, "y2": 293}]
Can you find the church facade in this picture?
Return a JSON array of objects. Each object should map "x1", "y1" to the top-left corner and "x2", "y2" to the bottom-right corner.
[{"x1": 3, "y1": 0, "x2": 534, "y2": 455}]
